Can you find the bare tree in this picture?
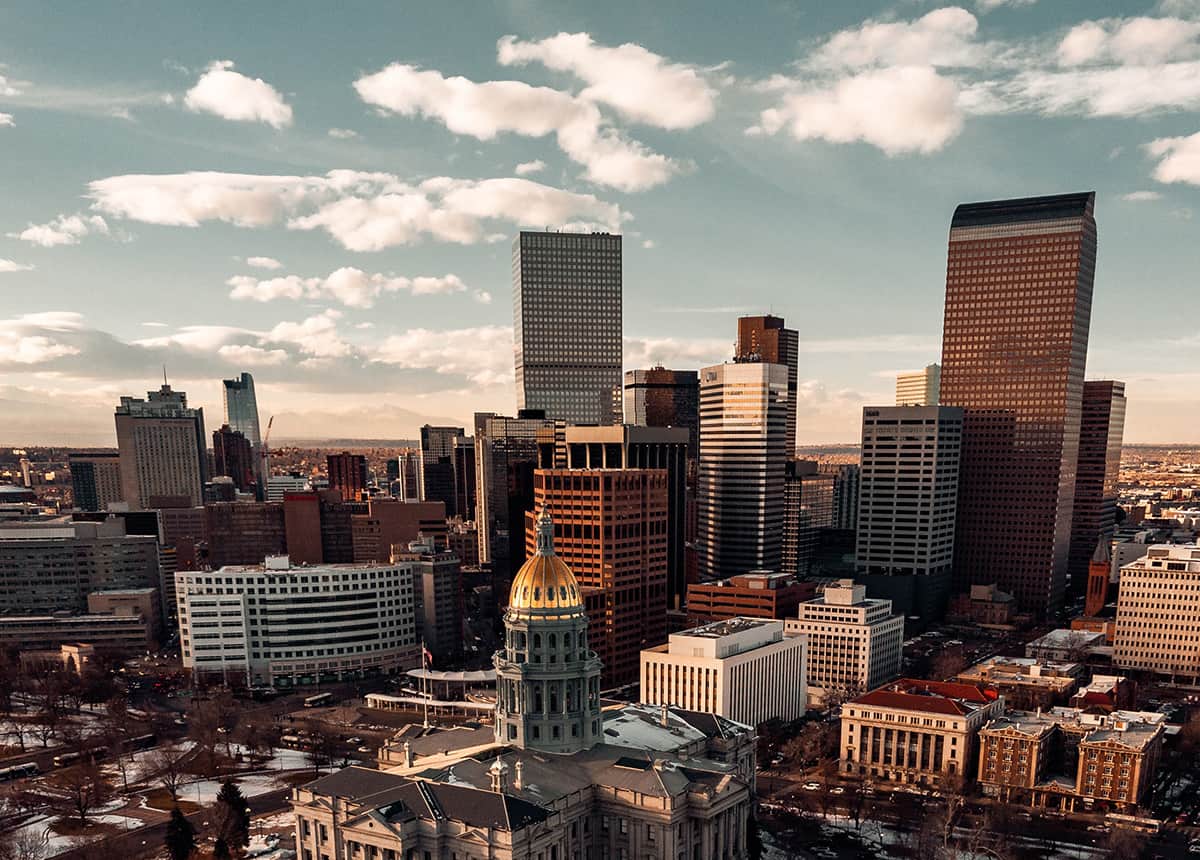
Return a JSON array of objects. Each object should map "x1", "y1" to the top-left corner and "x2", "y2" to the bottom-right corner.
[
  {"x1": 26, "y1": 667, "x2": 68, "y2": 748},
  {"x1": 148, "y1": 745, "x2": 192, "y2": 802},
  {"x1": 0, "y1": 825, "x2": 50, "y2": 860},
  {"x1": 1104, "y1": 827, "x2": 1147, "y2": 860},
  {"x1": 306, "y1": 726, "x2": 339, "y2": 775},
  {"x1": 48, "y1": 761, "x2": 113, "y2": 825}
]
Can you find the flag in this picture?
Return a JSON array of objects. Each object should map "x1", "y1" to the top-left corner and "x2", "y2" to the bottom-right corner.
[{"x1": 422, "y1": 643, "x2": 433, "y2": 670}]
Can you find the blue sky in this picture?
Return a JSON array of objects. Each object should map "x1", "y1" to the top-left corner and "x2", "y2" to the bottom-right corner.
[{"x1": 2, "y1": 0, "x2": 1199, "y2": 444}]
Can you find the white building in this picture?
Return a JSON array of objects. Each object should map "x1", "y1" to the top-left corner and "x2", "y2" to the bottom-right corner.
[
  {"x1": 265, "y1": 474, "x2": 309, "y2": 502},
  {"x1": 696, "y1": 361, "x2": 790, "y2": 579},
  {"x1": 640, "y1": 617, "x2": 806, "y2": 726},
  {"x1": 786, "y1": 579, "x2": 903, "y2": 701},
  {"x1": 895, "y1": 363, "x2": 940, "y2": 407},
  {"x1": 176, "y1": 556, "x2": 418, "y2": 687},
  {"x1": 1115, "y1": 545, "x2": 1200, "y2": 682}
]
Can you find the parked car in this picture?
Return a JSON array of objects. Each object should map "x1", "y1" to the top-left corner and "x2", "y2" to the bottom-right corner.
[{"x1": 802, "y1": 782, "x2": 821, "y2": 791}]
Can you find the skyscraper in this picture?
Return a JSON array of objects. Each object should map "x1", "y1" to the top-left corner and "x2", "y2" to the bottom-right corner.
[
  {"x1": 115, "y1": 383, "x2": 208, "y2": 509},
  {"x1": 326, "y1": 452, "x2": 367, "y2": 502},
  {"x1": 222, "y1": 372, "x2": 262, "y2": 448},
  {"x1": 418, "y1": 425, "x2": 463, "y2": 512},
  {"x1": 896, "y1": 363, "x2": 941, "y2": 406},
  {"x1": 68, "y1": 451, "x2": 124, "y2": 511},
  {"x1": 855, "y1": 405, "x2": 963, "y2": 623},
  {"x1": 736, "y1": 315, "x2": 799, "y2": 454},
  {"x1": 513, "y1": 231, "x2": 622, "y2": 425},
  {"x1": 623, "y1": 367, "x2": 700, "y2": 459},
  {"x1": 940, "y1": 192, "x2": 1097, "y2": 616},
  {"x1": 453, "y1": 435, "x2": 476, "y2": 521},
  {"x1": 696, "y1": 361, "x2": 789, "y2": 579},
  {"x1": 1068, "y1": 380, "x2": 1126, "y2": 594},
  {"x1": 212, "y1": 424, "x2": 255, "y2": 493},
  {"x1": 782, "y1": 460, "x2": 835, "y2": 577}
]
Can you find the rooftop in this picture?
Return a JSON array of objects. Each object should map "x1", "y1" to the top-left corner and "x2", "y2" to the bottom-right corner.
[
  {"x1": 852, "y1": 679, "x2": 1000, "y2": 717},
  {"x1": 950, "y1": 192, "x2": 1095, "y2": 229},
  {"x1": 677, "y1": 617, "x2": 776, "y2": 639}
]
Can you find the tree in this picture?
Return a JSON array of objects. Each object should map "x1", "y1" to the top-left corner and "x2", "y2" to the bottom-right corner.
[
  {"x1": 164, "y1": 806, "x2": 196, "y2": 860},
  {"x1": 214, "y1": 779, "x2": 250, "y2": 854},
  {"x1": 1104, "y1": 827, "x2": 1148, "y2": 860},
  {"x1": 212, "y1": 837, "x2": 233, "y2": 860},
  {"x1": 26, "y1": 666, "x2": 68, "y2": 748},
  {"x1": 306, "y1": 726, "x2": 339, "y2": 776},
  {"x1": 0, "y1": 825, "x2": 49, "y2": 860},
  {"x1": 49, "y1": 760, "x2": 112, "y2": 825},
  {"x1": 148, "y1": 745, "x2": 191, "y2": 802}
]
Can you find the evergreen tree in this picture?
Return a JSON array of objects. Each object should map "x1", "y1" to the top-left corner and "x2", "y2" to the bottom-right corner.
[
  {"x1": 164, "y1": 806, "x2": 196, "y2": 860},
  {"x1": 212, "y1": 836, "x2": 233, "y2": 860},
  {"x1": 214, "y1": 779, "x2": 251, "y2": 853}
]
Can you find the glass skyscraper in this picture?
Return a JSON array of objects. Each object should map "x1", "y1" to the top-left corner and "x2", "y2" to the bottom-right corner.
[
  {"x1": 222, "y1": 372, "x2": 262, "y2": 448},
  {"x1": 513, "y1": 230, "x2": 622, "y2": 425}
]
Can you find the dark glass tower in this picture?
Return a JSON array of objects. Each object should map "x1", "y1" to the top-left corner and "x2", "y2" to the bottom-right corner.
[
  {"x1": 1068, "y1": 380, "x2": 1126, "y2": 595},
  {"x1": 940, "y1": 192, "x2": 1097, "y2": 616}
]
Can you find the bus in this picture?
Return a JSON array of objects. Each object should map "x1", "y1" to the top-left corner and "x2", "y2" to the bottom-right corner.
[
  {"x1": 0, "y1": 762, "x2": 38, "y2": 781},
  {"x1": 304, "y1": 692, "x2": 334, "y2": 708},
  {"x1": 52, "y1": 747, "x2": 105, "y2": 768},
  {"x1": 123, "y1": 733, "x2": 157, "y2": 752},
  {"x1": 1106, "y1": 813, "x2": 1162, "y2": 834}
]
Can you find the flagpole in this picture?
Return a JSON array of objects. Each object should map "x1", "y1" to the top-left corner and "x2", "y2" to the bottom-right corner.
[{"x1": 421, "y1": 638, "x2": 430, "y2": 729}]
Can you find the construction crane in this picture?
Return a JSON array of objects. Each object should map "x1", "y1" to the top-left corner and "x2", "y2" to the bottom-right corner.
[{"x1": 259, "y1": 415, "x2": 275, "y2": 496}]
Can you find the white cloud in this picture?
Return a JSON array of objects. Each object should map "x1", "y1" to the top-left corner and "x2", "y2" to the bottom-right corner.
[
  {"x1": 1146, "y1": 132, "x2": 1200, "y2": 185},
  {"x1": 0, "y1": 259, "x2": 33, "y2": 272},
  {"x1": 328, "y1": 127, "x2": 358, "y2": 139},
  {"x1": 807, "y1": 7, "x2": 986, "y2": 71},
  {"x1": 184, "y1": 60, "x2": 293, "y2": 128},
  {"x1": 473, "y1": 290, "x2": 492, "y2": 304},
  {"x1": 976, "y1": 0, "x2": 1036, "y2": 10},
  {"x1": 642, "y1": 239, "x2": 655, "y2": 249},
  {"x1": 0, "y1": 312, "x2": 84, "y2": 366},
  {"x1": 1058, "y1": 17, "x2": 1200, "y2": 67},
  {"x1": 227, "y1": 268, "x2": 470, "y2": 309},
  {"x1": 87, "y1": 170, "x2": 624, "y2": 250},
  {"x1": 0, "y1": 75, "x2": 20, "y2": 96},
  {"x1": 264, "y1": 310, "x2": 350, "y2": 358},
  {"x1": 515, "y1": 159, "x2": 546, "y2": 175},
  {"x1": 353, "y1": 63, "x2": 680, "y2": 191},
  {"x1": 217, "y1": 344, "x2": 289, "y2": 366},
  {"x1": 623, "y1": 335, "x2": 730, "y2": 370},
  {"x1": 374, "y1": 325, "x2": 514, "y2": 386},
  {"x1": 1121, "y1": 190, "x2": 1163, "y2": 201},
  {"x1": 245, "y1": 255, "x2": 283, "y2": 269},
  {"x1": 0, "y1": 113, "x2": 12, "y2": 127},
  {"x1": 997, "y1": 61, "x2": 1200, "y2": 117},
  {"x1": 496, "y1": 32, "x2": 717, "y2": 129},
  {"x1": 9, "y1": 213, "x2": 109, "y2": 247},
  {"x1": 751, "y1": 65, "x2": 963, "y2": 155}
]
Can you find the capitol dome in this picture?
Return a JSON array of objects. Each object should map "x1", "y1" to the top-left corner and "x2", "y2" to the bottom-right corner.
[{"x1": 507, "y1": 508, "x2": 583, "y2": 616}]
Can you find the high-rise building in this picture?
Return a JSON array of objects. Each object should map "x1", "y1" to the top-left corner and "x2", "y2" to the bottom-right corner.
[
  {"x1": 418, "y1": 425, "x2": 463, "y2": 513},
  {"x1": 538, "y1": 424, "x2": 690, "y2": 610},
  {"x1": 782, "y1": 460, "x2": 835, "y2": 577},
  {"x1": 940, "y1": 192, "x2": 1097, "y2": 616},
  {"x1": 735, "y1": 315, "x2": 799, "y2": 454},
  {"x1": 474, "y1": 410, "x2": 557, "y2": 583},
  {"x1": 895, "y1": 363, "x2": 941, "y2": 406},
  {"x1": 221, "y1": 372, "x2": 262, "y2": 448},
  {"x1": 393, "y1": 538, "x2": 463, "y2": 663},
  {"x1": 822, "y1": 463, "x2": 861, "y2": 533},
  {"x1": 1068, "y1": 380, "x2": 1126, "y2": 595},
  {"x1": 697, "y1": 361, "x2": 789, "y2": 580},
  {"x1": 1114, "y1": 545, "x2": 1200, "y2": 682},
  {"x1": 394, "y1": 450, "x2": 420, "y2": 501},
  {"x1": 212, "y1": 424, "x2": 256, "y2": 493},
  {"x1": 623, "y1": 367, "x2": 700, "y2": 459},
  {"x1": 513, "y1": 230, "x2": 622, "y2": 425},
  {"x1": 68, "y1": 451, "x2": 123, "y2": 511},
  {"x1": 205, "y1": 501, "x2": 287, "y2": 567},
  {"x1": 326, "y1": 451, "x2": 367, "y2": 502},
  {"x1": 528, "y1": 468, "x2": 669, "y2": 685},
  {"x1": 453, "y1": 436, "x2": 476, "y2": 521},
  {"x1": 114, "y1": 383, "x2": 208, "y2": 509},
  {"x1": 855, "y1": 405, "x2": 963, "y2": 623}
]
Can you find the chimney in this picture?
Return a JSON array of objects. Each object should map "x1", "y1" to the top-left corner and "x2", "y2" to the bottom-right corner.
[
  {"x1": 489, "y1": 758, "x2": 509, "y2": 793},
  {"x1": 514, "y1": 760, "x2": 524, "y2": 790},
  {"x1": 660, "y1": 703, "x2": 669, "y2": 727},
  {"x1": 403, "y1": 740, "x2": 413, "y2": 768}
]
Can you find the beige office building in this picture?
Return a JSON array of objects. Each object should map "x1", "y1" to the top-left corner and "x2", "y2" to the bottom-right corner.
[
  {"x1": 641, "y1": 617, "x2": 807, "y2": 726},
  {"x1": 895, "y1": 363, "x2": 940, "y2": 406},
  {"x1": 785, "y1": 579, "x2": 903, "y2": 699},
  {"x1": 1114, "y1": 544, "x2": 1200, "y2": 682},
  {"x1": 114, "y1": 384, "x2": 207, "y2": 509}
]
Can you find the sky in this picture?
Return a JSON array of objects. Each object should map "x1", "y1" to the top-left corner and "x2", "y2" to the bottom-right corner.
[{"x1": 2, "y1": 0, "x2": 1200, "y2": 446}]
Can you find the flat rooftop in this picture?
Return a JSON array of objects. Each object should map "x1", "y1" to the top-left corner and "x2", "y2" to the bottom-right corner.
[{"x1": 678, "y1": 617, "x2": 776, "y2": 639}]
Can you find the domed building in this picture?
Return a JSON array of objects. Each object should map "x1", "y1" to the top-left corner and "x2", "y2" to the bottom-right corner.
[{"x1": 292, "y1": 510, "x2": 757, "y2": 860}]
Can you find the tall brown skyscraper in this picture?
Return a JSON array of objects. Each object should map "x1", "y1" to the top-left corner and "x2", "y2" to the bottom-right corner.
[
  {"x1": 326, "y1": 452, "x2": 367, "y2": 502},
  {"x1": 940, "y1": 192, "x2": 1097, "y2": 616},
  {"x1": 212, "y1": 424, "x2": 255, "y2": 493},
  {"x1": 1068, "y1": 380, "x2": 1126, "y2": 594},
  {"x1": 736, "y1": 315, "x2": 799, "y2": 453}
]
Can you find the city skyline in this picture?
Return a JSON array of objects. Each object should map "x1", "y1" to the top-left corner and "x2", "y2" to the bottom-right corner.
[{"x1": 3, "y1": 2, "x2": 1200, "y2": 445}]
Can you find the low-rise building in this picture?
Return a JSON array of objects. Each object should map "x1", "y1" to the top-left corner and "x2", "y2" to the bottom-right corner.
[
  {"x1": 956, "y1": 657, "x2": 1084, "y2": 710},
  {"x1": 978, "y1": 707, "x2": 1166, "y2": 811},
  {"x1": 0, "y1": 612, "x2": 154, "y2": 653},
  {"x1": 947, "y1": 583, "x2": 1017, "y2": 627},
  {"x1": 685, "y1": 572, "x2": 815, "y2": 625},
  {"x1": 176, "y1": 555, "x2": 418, "y2": 687},
  {"x1": 1025, "y1": 628, "x2": 1106, "y2": 663},
  {"x1": 786, "y1": 579, "x2": 903, "y2": 701},
  {"x1": 640, "y1": 617, "x2": 807, "y2": 726},
  {"x1": 840, "y1": 679, "x2": 1003, "y2": 786},
  {"x1": 1069, "y1": 674, "x2": 1136, "y2": 713}
]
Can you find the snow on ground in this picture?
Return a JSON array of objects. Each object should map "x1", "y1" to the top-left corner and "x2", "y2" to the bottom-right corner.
[
  {"x1": 4, "y1": 813, "x2": 80, "y2": 857},
  {"x1": 228, "y1": 743, "x2": 310, "y2": 771},
  {"x1": 100, "y1": 740, "x2": 196, "y2": 785},
  {"x1": 255, "y1": 810, "x2": 296, "y2": 831},
  {"x1": 178, "y1": 772, "x2": 283, "y2": 804}
]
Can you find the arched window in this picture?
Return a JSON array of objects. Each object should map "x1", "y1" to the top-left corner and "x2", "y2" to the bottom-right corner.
[{"x1": 533, "y1": 633, "x2": 541, "y2": 649}]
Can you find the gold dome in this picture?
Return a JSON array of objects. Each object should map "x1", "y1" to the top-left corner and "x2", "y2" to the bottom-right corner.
[{"x1": 508, "y1": 508, "x2": 583, "y2": 613}]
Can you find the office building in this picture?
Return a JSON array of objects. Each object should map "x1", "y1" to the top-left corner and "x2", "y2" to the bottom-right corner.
[
  {"x1": 782, "y1": 460, "x2": 834, "y2": 577},
  {"x1": 68, "y1": 451, "x2": 124, "y2": 512},
  {"x1": 1068, "y1": 381, "x2": 1127, "y2": 595},
  {"x1": 266, "y1": 474, "x2": 309, "y2": 502},
  {"x1": 221, "y1": 371, "x2": 262, "y2": 448},
  {"x1": 955, "y1": 656, "x2": 1083, "y2": 710},
  {"x1": 978, "y1": 707, "x2": 1165, "y2": 811},
  {"x1": 735, "y1": 315, "x2": 799, "y2": 453},
  {"x1": 418, "y1": 425, "x2": 463, "y2": 513},
  {"x1": 326, "y1": 451, "x2": 367, "y2": 502},
  {"x1": 640, "y1": 617, "x2": 807, "y2": 726},
  {"x1": 205, "y1": 501, "x2": 286, "y2": 567},
  {"x1": 697, "y1": 361, "x2": 789, "y2": 580},
  {"x1": 895, "y1": 363, "x2": 941, "y2": 406},
  {"x1": 212, "y1": 424, "x2": 256, "y2": 493},
  {"x1": 453, "y1": 435, "x2": 476, "y2": 521},
  {"x1": 685, "y1": 572, "x2": 815, "y2": 626},
  {"x1": 855, "y1": 405, "x2": 963, "y2": 622},
  {"x1": 350, "y1": 499, "x2": 448, "y2": 563},
  {"x1": 447, "y1": 519, "x2": 480, "y2": 568},
  {"x1": 114, "y1": 383, "x2": 208, "y2": 509},
  {"x1": 786, "y1": 579, "x2": 904, "y2": 698},
  {"x1": 940, "y1": 193, "x2": 1097, "y2": 616},
  {"x1": 0, "y1": 612, "x2": 155, "y2": 654},
  {"x1": 822, "y1": 462, "x2": 860, "y2": 533},
  {"x1": 513, "y1": 230, "x2": 622, "y2": 425},
  {"x1": 1114, "y1": 545, "x2": 1200, "y2": 682},
  {"x1": 539, "y1": 423, "x2": 690, "y2": 610},
  {"x1": 0, "y1": 519, "x2": 160, "y2": 614},
  {"x1": 474, "y1": 410, "x2": 558, "y2": 582},
  {"x1": 841, "y1": 679, "x2": 1003, "y2": 787},
  {"x1": 176, "y1": 555, "x2": 419, "y2": 687},
  {"x1": 394, "y1": 450, "x2": 420, "y2": 501},
  {"x1": 294, "y1": 518, "x2": 754, "y2": 860},
  {"x1": 528, "y1": 468, "x2": 669, "y2": 685},
  {"x1": 623, "y1": 367, "x2": 700, "y2": 459},
  {"x1": 393, "y1": 538, "x2": 463, "y2": 663}
]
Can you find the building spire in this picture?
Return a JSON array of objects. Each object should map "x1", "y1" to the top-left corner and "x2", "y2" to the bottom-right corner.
[{"x1": 535, "y1": 507, "x2": 555, "y2": 556}]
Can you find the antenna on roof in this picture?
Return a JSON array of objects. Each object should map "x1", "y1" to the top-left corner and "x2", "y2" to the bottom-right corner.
[{"x1": 162, "y1": 365, "x2": 168, "y2": 386}]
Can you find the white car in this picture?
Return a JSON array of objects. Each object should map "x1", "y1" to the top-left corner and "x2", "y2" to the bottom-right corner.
[
  {"x1": 1188, "y1": 844, "x2": 1200, "y2": 855},
  {"x1": 830, "y1": 787, "x2": 845, "y2": 795},
  {"x1": 802, "y1": 782, "x2": 821, "y2": 791}
]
